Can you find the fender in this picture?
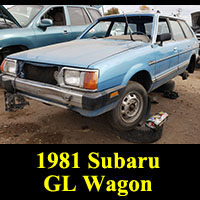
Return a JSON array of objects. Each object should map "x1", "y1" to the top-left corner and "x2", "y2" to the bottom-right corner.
[
  {"x1": 0, "y1": 37, "x2": 35, "y2": 50},
  {"x1": 121, "y1": 63, "x2": 154, "y2": 86}
]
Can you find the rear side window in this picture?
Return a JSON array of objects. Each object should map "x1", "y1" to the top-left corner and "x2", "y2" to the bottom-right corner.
[
  {"x1": 179, "y1": 21, "x2": 194, "y2": 39},
  {"x1": 87, "y1": 8, "x2": 102, "y2": 21},
  {"x1": 169, "y1": 20, "x2": 185, "y2": 40},
  {"x1": 68, "y1": 7, "x2": 91, "y2": 26}
]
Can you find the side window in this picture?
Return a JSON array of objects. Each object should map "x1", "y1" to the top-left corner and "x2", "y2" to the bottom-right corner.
[
  {"x1": 179, "y1": 21, "x2": 194, "y2": 39},
  {"x1": 145, "y1": 23, "x2": 153, "y2": 35},
  {"x1": 158, "y1": 18, "x2": 170, "y2": 35},
  {"x1": 68, "y1": 7, "x2": 91, "y2": 26},
  {"x1": 41, "y1": 7, "x2": 66, "y2": 26},
  {"x1": 87, "y1": 8, "x2": 102, "y2": 21},
  {"x1": 169, "y1": 20, "x2": 185, "y2": 41},
  {"x1": 111, "y1": 22, "x2": 126, "y2": 36}
]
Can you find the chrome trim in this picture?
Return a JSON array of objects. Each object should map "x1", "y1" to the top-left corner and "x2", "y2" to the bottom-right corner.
[
  {"x1": 155, "y1": 61, "x2": 189, "y2": 81},
  {"x1": 156, "y1": 67, "x2": 177, "y2": 81},
  {"x1": 19, "y1": 93, "x2": 70, "y2": 109},
  {"x1": 58, "y1": 66, "x2": 99, "y2": 93},
  {"x1": 3, "y1": 59, "x2": 18, "y2": 76},
  {"x1": 2, "y1": 75, "x2": 84, "y2": 108},
  {"x1": 149, "y1": 47, "x2": 199, "y2": 66}
]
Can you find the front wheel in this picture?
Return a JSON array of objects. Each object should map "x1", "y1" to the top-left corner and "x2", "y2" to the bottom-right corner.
[{"x1": 109, "y1": 81, "x2": 148, "y2": 131}]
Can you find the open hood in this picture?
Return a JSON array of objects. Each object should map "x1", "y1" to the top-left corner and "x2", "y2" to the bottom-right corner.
[
  {"x1": 0, "y1": 5, "x2": 21, "y2": 28},
  {"x1": 191, "y1": 12, "x2": 200, "y2": 33}
]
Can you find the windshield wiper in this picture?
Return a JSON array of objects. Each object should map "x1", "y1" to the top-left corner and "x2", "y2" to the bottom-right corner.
[{"x1": 123, "y1": 12, "x2": 135, "y2": 42}]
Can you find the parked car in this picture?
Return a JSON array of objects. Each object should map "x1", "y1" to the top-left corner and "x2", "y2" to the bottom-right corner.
[
  {"x1": 0, "y1": 5, "x2": 102, "y2": 65},
  {"x1": 191, "y1": 12, "x2": 200, "y2": 60},
  {"x1": 0, "y1": 13, "x2": 199, "y2": 131}
]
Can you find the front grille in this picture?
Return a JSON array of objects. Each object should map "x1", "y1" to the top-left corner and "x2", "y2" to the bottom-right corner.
[{"x1": 22, "y1": 63, "x2": 58, "y2": 85}]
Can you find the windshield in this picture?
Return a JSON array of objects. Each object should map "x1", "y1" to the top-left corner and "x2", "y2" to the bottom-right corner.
[
  {"x1": 8, "y1": 5, "x2": 43, "y2": 27},
  {"x1": 82, "y1": 15, "x2": 154, "y2": 42}
]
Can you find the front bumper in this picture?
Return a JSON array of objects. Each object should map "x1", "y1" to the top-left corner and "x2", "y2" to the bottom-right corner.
[{"x1": 0, "y1": 74, "x2": 125, "y2": 112}]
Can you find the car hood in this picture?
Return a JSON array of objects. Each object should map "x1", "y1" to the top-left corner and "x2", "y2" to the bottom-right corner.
[
  {"x1": 9, "y1": 39, "x2": 146, "y2": 68},
  {"x1": 191, "y1": 12, "x2": 200, "y2": 32},
  {"x1": 0, "y1": 5, "x2": 21, "y2": 28}
]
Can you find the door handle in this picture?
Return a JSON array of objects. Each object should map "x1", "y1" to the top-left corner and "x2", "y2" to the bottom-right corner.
[
  {"x1": 63, "y1": 30, "x2": 68, "y2": 35},
  {"x1": 174, "y1": 47, "x2": 178, "y2": 52}
]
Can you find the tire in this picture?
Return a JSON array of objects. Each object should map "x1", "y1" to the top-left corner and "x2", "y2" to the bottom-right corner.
[
  {"x1": 155, "y1": 80, "x2": 175, "y2": 93},
  {"x1": 115, "y1": 125, "x2": 163, "y2": 144},
  {"x1": 109, "y1": 81, "x2": 148, "y2": 131}
]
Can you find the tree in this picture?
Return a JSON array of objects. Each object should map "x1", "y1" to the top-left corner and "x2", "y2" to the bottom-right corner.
[
  {"x1": 105, "y1": 7, "x2": 120, "y2": 16},
  {"x1": 139, "y1": 5, "x2": 150, "y2": 11}
]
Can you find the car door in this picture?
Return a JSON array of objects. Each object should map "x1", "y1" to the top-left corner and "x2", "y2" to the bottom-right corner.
[
  {"x1": 33, "y1": 6, "x2": 71, "y2": 48},
  {"x1": 66, "y1": 6, "x2": 93, "y2": 40},
  {"x1": 154, "y1": 17, "x2": 179, "y2": 88}
]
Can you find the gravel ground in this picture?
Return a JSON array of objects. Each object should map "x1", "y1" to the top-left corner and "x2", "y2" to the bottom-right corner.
[{"x1": 0, "y1": 68, "x2": 200, "y2": 144}]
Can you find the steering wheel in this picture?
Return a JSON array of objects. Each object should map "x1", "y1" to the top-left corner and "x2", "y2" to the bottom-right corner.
[{"x1": 131, "y1": 31, "x2": 151, "y2": 42}]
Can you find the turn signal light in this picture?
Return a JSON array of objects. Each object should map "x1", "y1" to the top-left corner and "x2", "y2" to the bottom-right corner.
[
  {"x1": 0, "y1": 59, "x2": 6, "y2": 72},
  {"x1": 84, "y1": 71, "x2": 98, "y2": 90}
]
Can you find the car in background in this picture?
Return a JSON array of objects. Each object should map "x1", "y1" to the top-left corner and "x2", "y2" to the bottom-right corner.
[
  {"x1": 0, "y1": 5, "x2": 102, "y2": 65},
  {"x1": 191, "y1": 11, "x2": 200, "y2": 60},
  {"x1": 0, "y1": 13, "x2": 199, "y2": 131}
]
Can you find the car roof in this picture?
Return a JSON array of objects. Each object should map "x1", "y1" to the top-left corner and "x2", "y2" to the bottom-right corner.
[
  {"x1": 42, "y1": 5, "x2": 100, "y2": 10},
  {"x1": 98, "y1": 13, "x2": 186, "y2": 22}
]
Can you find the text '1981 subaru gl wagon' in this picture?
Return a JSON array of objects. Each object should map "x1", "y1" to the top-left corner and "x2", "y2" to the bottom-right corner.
[{"x1": 0, "y1": 12, "x2": 199, "y2": 131}]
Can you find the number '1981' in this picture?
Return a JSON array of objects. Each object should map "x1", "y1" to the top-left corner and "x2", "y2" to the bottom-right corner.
[{"x1": 37, "y1": 152, "x2": 80, "y2": 169}]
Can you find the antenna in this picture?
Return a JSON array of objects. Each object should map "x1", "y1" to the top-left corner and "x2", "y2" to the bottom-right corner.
[{"x1": 123, "y1": 12, "x2": 135, "y2": 41}]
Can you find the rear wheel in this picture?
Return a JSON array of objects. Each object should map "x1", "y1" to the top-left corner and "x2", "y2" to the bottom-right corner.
[{"x1": 109, "y1": 81, "x2": 148, "y2": 131}]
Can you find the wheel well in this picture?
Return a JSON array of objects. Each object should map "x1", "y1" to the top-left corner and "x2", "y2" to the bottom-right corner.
[
  {"x1": 187, "y1": 54, "x2": 196, "y2": 73},
  {"x1": 0, "y1": 45, "x2": 28, "y2": 63},
  {"x1": 130, "y1": 71, "x2": 152, "y2": 92},
  {"x1": 1, "y1": 45, "x2": 28, "y2": 54}
]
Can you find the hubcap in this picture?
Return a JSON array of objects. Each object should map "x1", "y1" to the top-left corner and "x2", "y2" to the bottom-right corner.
[{"x1": 120, "y1": 92, "x2": 143, "y2": 124}]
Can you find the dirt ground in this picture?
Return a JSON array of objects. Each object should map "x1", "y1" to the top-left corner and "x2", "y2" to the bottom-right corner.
[{"x1": 0, "y1": 68, "x2": 200, "y2": 144}]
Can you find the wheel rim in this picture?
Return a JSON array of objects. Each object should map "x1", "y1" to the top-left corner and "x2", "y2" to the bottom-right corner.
[{"x1": 120, "y1": 92, "x2": 143, "y2": 124}]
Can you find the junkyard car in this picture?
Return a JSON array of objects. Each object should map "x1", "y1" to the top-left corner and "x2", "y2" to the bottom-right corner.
[
  {"x1": 191, "y1": 12, "x2": 200, "y2": 60},
  {"x1": 0, "y1": 5, "x2": 102, "y2": 65},
  {"x1": 0, "y1": 13, "x2": 199, "y2": 131}
]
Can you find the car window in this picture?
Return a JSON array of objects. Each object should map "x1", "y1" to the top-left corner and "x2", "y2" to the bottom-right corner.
[
  {"x1": 82, "y1": 16, "x2": 153, "y2": 41},
  {"x1": 83, "y1": 21, "x2": 112, "y2": 38},
  {"x1": 87, "y1": 8, "x2": 102, "y2": 21},
  {"x1": 68, "y1": 7, "x2": 91, "y2": 26},
  {"x1": 179, "y1": 20, "x2": 194, "y2": 39},
  {"x1": 158, "y1": 18, "x2": 170, "y2": 35},
  {"x1": 169, "y1": 19, "x2": 185, "y2": 40},
  {"x1": 41, "y1": 7, "x2": 66, "y2": 26},
  {"x1": 111, "y1": 22, "x2": 126, "y2": 36}
]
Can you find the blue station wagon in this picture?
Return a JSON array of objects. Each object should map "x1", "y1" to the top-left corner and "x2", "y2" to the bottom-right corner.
[
  {"x1": 0, "y1": 5, "x2": 102, "y2": 65},
  {"x1": 0, "y1": 13, "x2": 199, "y2": 131}
]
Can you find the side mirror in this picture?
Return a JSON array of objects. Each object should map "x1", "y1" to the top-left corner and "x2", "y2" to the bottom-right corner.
[
  {"x1": 38, "y1": 19, "x2": 53, "y2": 29},
  {"x1": 157, "y1": 33, "x2": 172, "y2": 46}
]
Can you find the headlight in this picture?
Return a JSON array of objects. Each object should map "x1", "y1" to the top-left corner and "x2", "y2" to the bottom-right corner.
[
  {"x1": 63, "y1": 69, "x2": 98, "y2": 91},
  {"x1": 1, "y1": 59, "x2": 17, "y2": 75}
]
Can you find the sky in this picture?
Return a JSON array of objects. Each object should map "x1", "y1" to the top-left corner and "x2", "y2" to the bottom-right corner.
[{"x1": 103, "y1": 5, "x2": 200, "y2": 25}]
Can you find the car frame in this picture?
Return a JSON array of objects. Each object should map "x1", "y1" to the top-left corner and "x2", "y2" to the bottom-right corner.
[{"x1": 0, "y1": 12, "x2": 199, "y2": 131}]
